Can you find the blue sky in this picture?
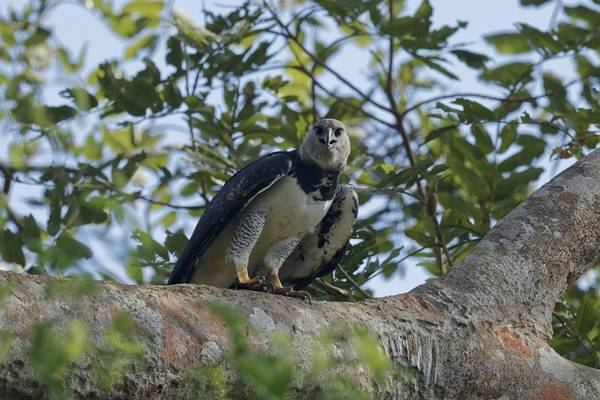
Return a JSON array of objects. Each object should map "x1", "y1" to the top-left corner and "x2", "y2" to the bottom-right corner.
[{"x1": 1, "y1": 0, "x2": 579, "y2": 295}]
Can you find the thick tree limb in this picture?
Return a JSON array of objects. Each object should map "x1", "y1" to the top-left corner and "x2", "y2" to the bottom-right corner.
[
  {"x1": 418, "y1": 150, "x2": 600, "y2": 337},
  {"x1": 1, "y1": 150, "x2": 600, "y2": 399}
]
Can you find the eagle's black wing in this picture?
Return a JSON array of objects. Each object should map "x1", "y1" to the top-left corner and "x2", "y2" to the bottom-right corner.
[
  {"x1": 168, "y1": 152, "x2": 294, "y2": 284},
  {"x1": 279, "y1": 184, "x2": 358, "y2": 290}
]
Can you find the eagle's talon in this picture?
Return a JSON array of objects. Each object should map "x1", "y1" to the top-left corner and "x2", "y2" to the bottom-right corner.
[
  {"x1": 289, "y1": 290, "x2": 312, "y2": 304},
  {"x1": 269, "y1": 286, "x2": 292, "y2": 295},
  {"x1": 270, "y1": 287, "x2": 311, "y2": 303},
  {"x1": 235, "y1": 277, "x2": 267, "y2": 292},
  {"x1": 264, "y1": 282, "x2": 277, "y2": 294}
]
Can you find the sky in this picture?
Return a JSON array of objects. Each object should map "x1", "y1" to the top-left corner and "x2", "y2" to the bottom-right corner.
[{"x1": 1, "y1": 0, "x2": 581, "y2": 296}]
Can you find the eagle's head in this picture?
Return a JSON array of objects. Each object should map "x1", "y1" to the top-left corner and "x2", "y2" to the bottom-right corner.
[{"x1": 299, "y1": 118, "x2": 350, "y2": 171}]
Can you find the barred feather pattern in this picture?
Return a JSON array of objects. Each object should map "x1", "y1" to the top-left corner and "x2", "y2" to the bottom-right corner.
[
  {"x1": 226, "y1": 208, "x2": 267, "y2": 266},
  {"x1": 263, "y1": 235, "x2": 303, "y2": 272}
]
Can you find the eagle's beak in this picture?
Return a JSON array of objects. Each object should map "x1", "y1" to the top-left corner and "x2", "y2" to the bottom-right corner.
[{"x1": 324, "y1": 128, "x2": 334, "y2": 149}]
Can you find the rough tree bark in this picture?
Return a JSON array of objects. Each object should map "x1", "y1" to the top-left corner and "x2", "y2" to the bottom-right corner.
[{"x1": 1, "y1": 150, "x2": 600, "y2": 399}]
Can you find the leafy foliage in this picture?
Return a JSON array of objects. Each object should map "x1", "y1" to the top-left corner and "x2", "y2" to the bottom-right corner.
[
  {"x1": 0, "y1": 0, "x2": 599, "y2": 371},
  {"x1": 198, "y1": 303, "x2": 398, "y2": 399},
  {"x1": 23, "y1": 276, "x2": 145, "y2": 399}
]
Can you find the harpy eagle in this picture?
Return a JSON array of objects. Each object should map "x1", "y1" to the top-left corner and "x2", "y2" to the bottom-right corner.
[{"x1": 168, "y1": 119, "x2": 358, "y2": 299}]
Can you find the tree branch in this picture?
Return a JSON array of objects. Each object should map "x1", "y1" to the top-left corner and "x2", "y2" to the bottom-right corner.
[
  {"x1": 400, "y1": 79, "x2": 580, "y2": 118},
  {"x1": 417, "y1": 149, "x2": 600, "y2": 337},
  {"x1": 1, "y1": 150, "x2": 600, "y2": 399}
]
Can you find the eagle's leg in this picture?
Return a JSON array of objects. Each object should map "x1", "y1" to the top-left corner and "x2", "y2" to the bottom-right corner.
[
  {"x1": 262, "y1": 236, "x2": 312, "y2": 302},
  {"x1": 227, "y1": 209, "x2": 268, "y2": 291}
]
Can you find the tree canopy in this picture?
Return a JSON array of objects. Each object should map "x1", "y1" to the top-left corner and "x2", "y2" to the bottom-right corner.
[{"x1": 1, "y1": 0, "x2": 600, "y2": 380}]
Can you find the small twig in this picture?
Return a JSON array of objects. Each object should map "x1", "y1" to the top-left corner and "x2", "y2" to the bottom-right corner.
[
  {"x1": 199, "y1": 177, "x2": 211, "y2": 206},
  {"x1": 311, "y1": 72, "x2": 317, "y2": 123},
  {"x1": 315, "y1": 278, "x2": 350, "y2": 298},
  {"x1": 432, "y1": 216, "x2": 453, "y2": 272},
  {"x1": 93, "y1": 180, "x2": 207, "y2": 210},
  {"x1": 364, "y1": 246, "x2": 428, "y2": 283},
  {"x1": 441, "y1": 224, "x2": 485, "y2": 237},
  {"x1": 548, "y1": 0, "x2": 563, "y2": 30},
  {"x1": 400, "y1": 79, "x2": 580, "y2": 119},
  {"x1": 0, "y1": 162, "x2": 206, "y2": 211},
  {"x1": 337, "y1": 264, "x2": 371, "y2": 299},
  {"x1": 183, "y1": 44, "x2": 197, "y2": 150},
  {"x1": 132, "y1": 194, "x2": 206, "y2": 210},
  {"x1": 0, "y1": 165, "x2": 12, "y2": 194},
  {"x1": 0, "y1": 167, "x2": 23, "y2": 231}
]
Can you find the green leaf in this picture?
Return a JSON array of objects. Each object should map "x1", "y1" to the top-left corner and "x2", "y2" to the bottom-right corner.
[
  {"x1": 573, "y1": 108, "x2": 600, "y2": 125},
  {"x1": 543, "y1": 73, "x2": 568, "y2": 113},
  {"x1": 122, "y1": 0, "x2": 164, "y2": 17},
  {"x1": 56, "y1": 233, "x2": 93, "y2": 261},
  {"x1": 470, "y1": 124, "x2": 494, "y2": 154},
  {"x1": 496, "y1": 168, "x2": 543, "y2": 198},
  {"x1": 132, "y1": 229, "x2": 168, "y2": 262},
  {"x1": 485, "y1": 32, "x2": 532, "y2": 54},
  {"x1": 166, "y1": 37, "x2": 183, "y2": 70},
  {"x1": 451, "y1": 49, "x2": 489, "y2": 69},
  {"x1": 481, "y1": 62, "x2": 533, "y2": 87},
  {"x1": 520, "y1": 0, "x2": 552, "y2": 5},
  {"x1": 404, "y1": 227, "x2": 434, "y2": 247},
  {"x1": 0, "y1": 331, "x2": 13, "y2": 364},
  {"x1": 382, "y1": 16, "x2": 422, "y2": 38},
  {"x1": 165, "y1": 230, "x2": 188, "y2": 256},
  {"x1": 98, "y1": 61, "x2": 162, "y2": 116},
  {"x1": 79, "y1": 197, "x2": 109, "y2": 225},
  {"x1": 415, "y1": 0, "x2": 432, "y2": 20},
  {"x1": 162, "y1": 78, "x2": 182, "y2": 108},
  {"x1": 28, "y1": 319, "x2": 90, "y2": 393},
  {"x1": 425, "y1": 125, "x2": 457, "y2": 143},
  {"x1": 499, "y1": 122, "x2": 518, "y2": 153},
  {"x1": 22, "y1": 214, "x2": 42, "y2": 251},
  {"x1": 416, "y1": 55, "x2": 458, "y2": 80},
  {"x1": 564, "y1": 5, "x2": 600, "y2": 27},
  {"x1": 60, "y1": 88, "x2": 98, "y2": 111},
  {"x1": 518, "y1": 23, "x2": 560, "y2": 55},
  {"x1": 498, "y1": 145, "x2": 545, "y2": 173},
  {"x1": 45, "y1": 105, "x2": 78, "y2": 123},
  {"x1": 0, "y1": 229, "x2": 25, "y2": 266},
  {"x1": 93, "y1": 313, "x2": 144, "y2": 391},
  {"x1": 24, "y1": 27, "x2": 51, "y2": 47},
  {"x1": 352, "y1": 331, "x2": 391, "y2": 384},
  {"x1": 575, "y1": 299, "x2": 599, "y2": 337},
  {"x1": 452, "y1": 98, "x2": 496, "y2": 122},
  {"x1": 45, "y1": 274, "x2": 100, "y2": 300},
  {"x1": 124, "y1": 34, "x2": 158, "y2": 59}
]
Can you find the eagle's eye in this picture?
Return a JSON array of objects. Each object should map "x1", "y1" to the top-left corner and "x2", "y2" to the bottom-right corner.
[
  {"x1": 315, "y1": 126, "x2": 323, "y2": 135},
  {"x1": 334, "y1": 128, "x2": 343, "y2": 137}
]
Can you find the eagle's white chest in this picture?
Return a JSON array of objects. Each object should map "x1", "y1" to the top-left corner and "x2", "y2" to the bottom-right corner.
[
  {"x1": 190, "y1": 176, "x2": 335, "y2": 287},
  {"x1": 251, "y1": 176, "x2": 332, "y2": 242}
]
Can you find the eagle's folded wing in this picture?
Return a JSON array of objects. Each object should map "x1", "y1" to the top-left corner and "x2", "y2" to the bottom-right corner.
[
  {"x1": 279, "y1": 184, "x2": 358, "y2": 289},
  {"x1": 168, "y1": 152, "x2": 294, "y2": 284}
]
